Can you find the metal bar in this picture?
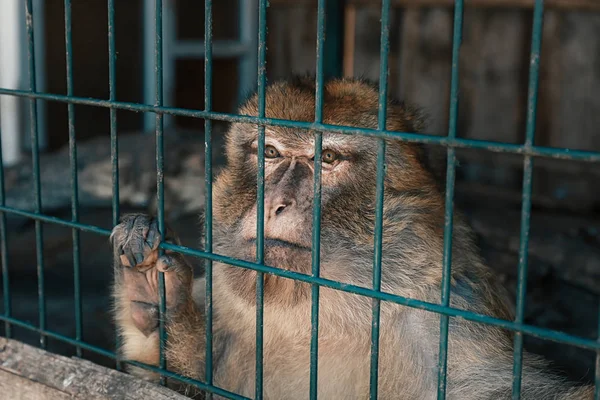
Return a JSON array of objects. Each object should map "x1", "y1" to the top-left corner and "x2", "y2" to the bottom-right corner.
[
  {"x1": 437, "y1": 1, "x2": 463, "y2": 398},
  {"x1": 0, "y1": 315, "x2": 250, "y2": 400},
  {"x1": 0, "y1": 198, "x2": 595, "y2": 352},
  {"x1": 172, "y1": 40, "x2": 251, "y2": 59},
  {"x1": 64, "y1": 0, "x2": 82, "y2": 359},
  {"x1": 24, "y1": 0, "x2": 46, "y2": 350},
  {"x1": 309, "y1": 1, "x2": 326, "y2": 398},
  {"x1": 108, "y1": 0, "x2": 120, "y2": 230},
  {"x1": 204, "y1": 0, "x2": 214, "y2": 397},
  {"x1": 157, "y1": 240, "x2": 600, "y2": 351},
  {"x1": 0, "y1": 206, "x2": 112, "y2": 235},
  {"x1": 0, "y1": 125, "x2": 11, "y2": 338},
  {"x1": 512, "y1": 1, "x2": 544, "y2": 398},
  {"x1": 370, "y1": 0, "x2": 391, "y2": 398},
  {"x1": 2, "y1": 89, "x2": 599, "y2": 163},
  {"x1": 154, "y1": 0, "x2": 168, "y2": 386},
  {"x1": 108, "y1": 0, "x2": 121, "y2": 371},
  {"x1": 341, "y1": 0, "x2": 600, "y2": 10},
  {"x1": 255, "y1": 1, "x2": 268, "y2": 398}
]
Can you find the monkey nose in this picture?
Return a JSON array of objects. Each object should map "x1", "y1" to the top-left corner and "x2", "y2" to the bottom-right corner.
[{"x1": 266, "y1": 196, "x2": 296, "y2": 219}]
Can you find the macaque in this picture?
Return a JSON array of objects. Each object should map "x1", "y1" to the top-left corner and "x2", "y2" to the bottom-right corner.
[{"x1": 110, "y1": 77, "x2": 593, "y2": 399}]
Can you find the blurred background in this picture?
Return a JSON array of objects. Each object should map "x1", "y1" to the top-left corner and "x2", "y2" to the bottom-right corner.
[{"x1": 0, "y1": 0, "x2": 599, "y2": 387}]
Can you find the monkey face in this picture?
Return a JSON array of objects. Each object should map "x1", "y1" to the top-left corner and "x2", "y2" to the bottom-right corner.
[{"x1": 212, "y1": 78, "x2": 435, "y2": 305}]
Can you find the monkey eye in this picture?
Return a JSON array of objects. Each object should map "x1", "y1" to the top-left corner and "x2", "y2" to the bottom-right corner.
[
  {"x1": 322, "y1": 149, "x2": 339, "y2": 164},
  {"x1": 264, "y1": 145, "x2": 281, "y2": 158}
]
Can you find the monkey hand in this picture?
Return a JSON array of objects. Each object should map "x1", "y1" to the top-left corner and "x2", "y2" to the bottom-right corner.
[{"x1": 111, "y1": 214, "x2": 194, "y2": 336}]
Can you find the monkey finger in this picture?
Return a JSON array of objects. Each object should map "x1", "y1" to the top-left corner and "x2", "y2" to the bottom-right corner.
[
  {"x1": 119, "y1": 252, "x2": 135, "y2": 268},
  {"x1": 118, "y1": 244, "x2": 138, "y2": 268},
  {"x1": 156, "y1": 254, "x2": 179, "y2": 273},
  {"x1": 145, "y1": 219, "x2": 162, "y2": 250},
  {"x1": 156, "y1": 254, "x2": 192, "y2": 280}
]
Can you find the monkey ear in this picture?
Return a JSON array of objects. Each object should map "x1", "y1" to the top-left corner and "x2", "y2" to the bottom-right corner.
[{"x1": 387, "y1": 100, "x2": 427, "y2": 134}]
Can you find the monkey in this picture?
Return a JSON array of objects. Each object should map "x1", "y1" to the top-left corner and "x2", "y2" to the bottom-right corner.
[{"x1": 109, "y1": 77, "x2": 594, "y2": 399}]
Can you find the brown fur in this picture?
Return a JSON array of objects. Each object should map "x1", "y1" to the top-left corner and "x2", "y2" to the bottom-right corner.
[{"x1": 110, "y1": 78, "x2": 593, "y2": 399}]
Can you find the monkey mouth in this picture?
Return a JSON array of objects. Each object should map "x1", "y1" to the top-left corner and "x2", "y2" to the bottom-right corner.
[{"x1": 246, "y1": 238, "x2": 311, "y2": 252}]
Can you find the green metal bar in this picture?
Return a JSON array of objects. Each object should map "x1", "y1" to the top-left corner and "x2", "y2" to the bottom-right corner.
[
  {"x1": 204, "y1": 0, "x2": 214, "y2": 397},
  {"x1": 0, "y1": 196, "x2": 596, "y2": 352},
  {"x1": 64, "y1": 0, "x2": 82, "y2": 359},
  {"x1": 309, "y1": 1, "x2": 326, "y2": 398},
  {"x1": 255, "y1": 1, "x2": 268, "y2": 398},
  {"x1": 108, "y1": 0, "x2": 119, "y2": 229},
  {"x1": 25, "y1": 0, "x2": 46, "y2": 350},
  {"x1": 154, "y1": 241, "x2": 600, "y2": 352},
  {"x1": 370, "y1": 0, "x2": 391, "y2": 398},
  {"x1": 154, "y1": 0, "x2": 168, "y2": 386},
  {"x1": 437, "y1": 1, "x2": 463, "y2": 398},
  {"x1": 0, "y1": 126, "x2": 10, "y2": 339},
  {"x1": 0, "y1": 315, "x2": 250, "y2": 400},
  {"x1": 108, "y1": 0, "x2": 122, "y2": 372},
  {"x1": 324, "y1": 0, "x2": 344, "y2": 79},
  {"x1": 3, "y1": 89, "x2": 599, "y2": 163},
  {"x1": 0, "y1": 206, "x2": 112, "y2": 235},
  {"x1": 512, "y1": 1, "x2": 544, "y2": 398}
]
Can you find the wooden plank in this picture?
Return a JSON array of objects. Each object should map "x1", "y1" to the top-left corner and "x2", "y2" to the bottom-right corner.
[
  {"x1": 0, "y1": 337, "x2": 188, "y2": 400},
  {"x1": 0, "y1": 370, "x2": 72, "y2": 400},
  {"x1": 271, "y1": 0, "x2": 600, "y2": 11},
  {"x1": 343, "y1": 5, "x2": 357, "y2": 77}
]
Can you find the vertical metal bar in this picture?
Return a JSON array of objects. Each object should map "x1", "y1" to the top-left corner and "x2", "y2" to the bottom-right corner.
[
  {"x1": 108, "y1": 0, "x2": 122, "y2": 371},
  {"x1": 108, "y1": 0, "x2": 119, "y2": 231},
  {"x1": 437, "y1": 1, "x2": 463, "y2": 398},
  {"x1": 309, "y1": 1, "x2": 326, "y2": 398},
  {"x1": 0, "y1": 125, "x2": 11, "y2": 338},
  {"x1": 512, "y1": 1, "x2": 544, "y2": 398},
  {"x1": 370, "y1": 1, "x2": 391, "y2": 398},
  {"x1": 324, "y1": 0, "x2": 344, "y2": 79},
  {"x1": 64, "y1": 0, "x2": 82, "y2": 359},
  {"x1": 25, "y1": 0, "x2": 46, "y2": 350},
  {"x1": 154, "y1": 0, "x2": 168, "y2": 386},
  {"x1": 204, "y1": 0, "x2": 214, "y2": 397},
  {"x1": 255, "y1": 0, "x2": 268, "y2": 398}
]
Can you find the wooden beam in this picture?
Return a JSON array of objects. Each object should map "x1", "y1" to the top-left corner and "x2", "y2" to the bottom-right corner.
[
  {"x1": 270, "y1": 0, "x2": 600, "y2": 11},
  {"x1": 343, "y1": 4, "x2": 357, "y2": 77},
  {"x1": 0, "y1": 337, "x2": 188, "y2": 399}
]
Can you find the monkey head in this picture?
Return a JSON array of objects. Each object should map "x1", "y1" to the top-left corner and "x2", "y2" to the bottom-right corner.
[{"x1": 212, "y1": 78, "x2": 448, "y2": 306}]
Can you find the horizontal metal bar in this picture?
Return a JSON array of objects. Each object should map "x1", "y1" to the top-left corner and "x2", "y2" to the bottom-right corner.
[
  {"x1": 152, "y1": 243, "x2": 600, "y2": 352},
  {"x1": 0, "y1": 201, "x2": 597, "y2": 351},
  {"x1": 0, "y1": 205, "x2": 112, "y2": 236},
  {"x1": 172, "y1": 40, "x2": 251, "y2": 59},
  {"x1": 272, "y1": 0, "x2": 600, "y2": 11},
  {"x1": 1, "y1": 88, "x2": 599, "y2": 163},
  {"x1": 0, "y1": 315, "x2": 250, "y2": 400}
]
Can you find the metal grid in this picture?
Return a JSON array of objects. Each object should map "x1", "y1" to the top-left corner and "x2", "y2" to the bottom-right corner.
[{"x1": 0, "y1": 0, "x2": 599, "y2": 399}]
